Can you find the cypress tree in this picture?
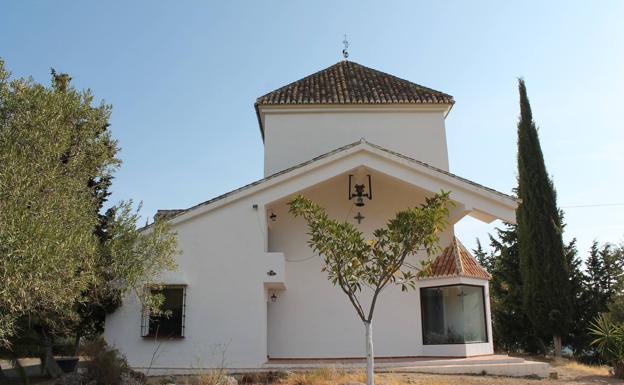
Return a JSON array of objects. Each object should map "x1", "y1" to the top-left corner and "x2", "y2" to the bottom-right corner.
[{"x1": 516, "y1": 78, "x2": 571, "y2": 356}]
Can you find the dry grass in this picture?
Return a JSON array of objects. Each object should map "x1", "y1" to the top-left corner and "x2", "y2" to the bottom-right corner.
[
  {"x1": 281, "y1": 367, "x2": 364, "y2": 385},
  {"x1": 248, "y1": 369, "x2": 449, "y2": 385},
  {"x1": 180, "y1": 368, "x2": 231, "y2": 385},
  {"x1": 562, "y1": 360, "x2": 609, "y2": 376},
  {"x1": 551, "y1": 360, "x2": 609, "y2": 377}
]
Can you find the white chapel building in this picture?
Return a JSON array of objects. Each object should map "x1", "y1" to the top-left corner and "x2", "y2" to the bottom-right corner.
[{"x1": 104, "y1": 60, "x2": 518, "y2": 372}]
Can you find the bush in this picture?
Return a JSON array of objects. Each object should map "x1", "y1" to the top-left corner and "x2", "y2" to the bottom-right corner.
[
  {"x1": 588, "y1": 314, "x2": 624, "y2": 378},
  {"x1": 82, "y1": 337, "x2": 129, "y2": 385},
  {"x1": 238, "y1": 371, "x2": 289, "y2": 384}
]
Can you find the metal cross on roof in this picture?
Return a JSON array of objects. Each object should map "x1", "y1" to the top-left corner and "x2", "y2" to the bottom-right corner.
[{"x1": 342, "y1": 34, "x2": 349, "y2": 60}]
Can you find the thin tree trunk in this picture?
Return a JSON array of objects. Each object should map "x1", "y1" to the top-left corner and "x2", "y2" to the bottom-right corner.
[
  {"x1": 553, "y1": 334, "x2": 562, "y2": 358},
  {"x1": 537, "y1": 337, "x2": 547, "y2": 356},
  {"x1": 365, "y1": 321, "x2": 374, "y2": 385},
  {"x1": 41, "y1": 333, "x2": 63, "y2": 378},
  {"x1": 73, "y1": 332, "x2": 81, "y2": 356}
]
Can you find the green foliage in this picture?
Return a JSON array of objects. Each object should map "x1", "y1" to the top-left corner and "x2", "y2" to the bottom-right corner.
[
  {"x1": 484, "y1": 212, "x2": 622, "y2": 358},
  {"x1": 473, "y1": 238, "x2": 494, "y2": 273},
  {"x1": 515, "y1": 78, "x2": 572, "y2": 341},
  {"x1": 82, "y1": 337, "x2": 129, "y2": 385},
  {"x1": 0, "y1": 59, "x2": 117, "y2": 346},
  {"x1": 103, "y1": 201, "x2": 179, "y2": 310},
  {"x1": 608, "y1": 295, "x2": 624, "y2": 324},
  {"x1": 0, "y1": 58, "x2": 179, "y2": 350},
  {"x1": 487, "y1": 223, "x2": 542, "y2": 353},
  {"x1": 588, "y1": 314, "x2": 624, "y2": 377},
  {"x1": 590, "y1": 242, "x2": 624, "y2": 303},
  {"x1": 288, "y1": 191, "x2": 450, "y2": 322},
  {"x1": 74, "y1": 202, "x2": 179, "y2": 344}
]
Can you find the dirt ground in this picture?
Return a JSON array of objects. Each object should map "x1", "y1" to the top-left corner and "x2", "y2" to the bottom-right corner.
[{"x1": 2, "y1": 358, "x2": 622, "y2": 385}]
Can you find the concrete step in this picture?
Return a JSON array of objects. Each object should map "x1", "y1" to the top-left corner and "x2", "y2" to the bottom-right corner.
[
  {"x1": 263, "y1": 356, "x2": 550, "y2": 378},
  {"x1": 387, "y1": 361, "x2": 551, "y2": 378}
]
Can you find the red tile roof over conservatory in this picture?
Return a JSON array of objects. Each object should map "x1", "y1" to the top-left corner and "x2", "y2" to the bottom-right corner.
[{"x1": 419, "y1": 237, "x2": 491, "y2": 280}]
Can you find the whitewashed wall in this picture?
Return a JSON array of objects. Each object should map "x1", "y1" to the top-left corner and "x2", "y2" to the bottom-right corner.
[
  {"x1": 104, "y1": 197, "x2": 275, "y2": 371},
  {"x1": 262, "y1": 107, "x2": 450, "y2": 176},
  {"x1": 266, "y1": 171, "x2": 459, "y2": 359},
  {"x1": 104, "y1": 147, "x2": 506, "y2": 371}
]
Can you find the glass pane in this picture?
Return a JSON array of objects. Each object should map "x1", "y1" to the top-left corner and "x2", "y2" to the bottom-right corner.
[
  {"x1": 462, "y1": 286, "x2": 487, "y2": 343},
  {"x1": 421, "y1": 285, "x2": 486, "y2": 344},
  {"x1": 149, "y1": 287, "x2": 184, "y2": 337}
]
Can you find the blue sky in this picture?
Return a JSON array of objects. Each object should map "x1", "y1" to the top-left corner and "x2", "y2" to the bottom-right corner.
[{"x1": 1, "y1": 1, "x2": 623, "y2": 257}]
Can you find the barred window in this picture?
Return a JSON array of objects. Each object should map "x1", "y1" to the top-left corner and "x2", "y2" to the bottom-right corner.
[{"x1": 141, "y1": 285, "x2": 186, "y2": 338}]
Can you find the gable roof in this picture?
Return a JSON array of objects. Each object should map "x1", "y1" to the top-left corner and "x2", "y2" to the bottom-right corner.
[
  {"x1": 419, "y1": 237, "x2": 490, "y2": 281},
  {"x1": 151, "y1": 139, "x2": 517, "y2": 228},
  {"x1": 256, "y1": 60, "x2": 454, "y2": 106},
  {"x1": 254, "y1": 61, "x2": 454, "y2": 138}
]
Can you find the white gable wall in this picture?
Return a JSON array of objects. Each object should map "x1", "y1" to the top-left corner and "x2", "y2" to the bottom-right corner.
[
  {"x1": 262, "y1": 107, "x2": 450, "y2": 176},
  {"x1": 267, "y1": 172, "x2": 455, "y2": 359}
]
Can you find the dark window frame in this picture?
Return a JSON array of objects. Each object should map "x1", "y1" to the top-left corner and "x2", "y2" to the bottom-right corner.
[
  {"x1": 419, "y1": 283, "x2": 488, "y2": 345},
  {"x1": 141, "y1": 284, "x2": 187, "y2": 339}
]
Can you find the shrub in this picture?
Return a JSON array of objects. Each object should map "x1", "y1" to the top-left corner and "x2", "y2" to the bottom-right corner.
[
  {"x1": 82, "y1": 337, "x2": 129, "y2": 385},
  {"x1": 588, "y1": 314, "x2": 624, "y2": 378},
  {"x1": 238, "y1": 371, "x2": 289, "y2": 384}
]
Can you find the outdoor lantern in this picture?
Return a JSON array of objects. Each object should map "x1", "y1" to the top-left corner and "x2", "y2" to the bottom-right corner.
[
  {"x1": 348, "y1": 174, "x2": 372, "y2": 207},
  {"x1": 270, "y1": 293, "x2": 278, "y2": 302},
  {"x1": 270, "y1": 211, "x2": 277, "y2": 222}
]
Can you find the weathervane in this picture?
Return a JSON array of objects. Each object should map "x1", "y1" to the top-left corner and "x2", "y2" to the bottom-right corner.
[{"x1": 342, "y1": 34, "x2": 349, "y2": 60}]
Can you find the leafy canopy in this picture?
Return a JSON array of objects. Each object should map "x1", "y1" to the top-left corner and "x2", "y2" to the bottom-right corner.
[
  {"x1": 288, "y1": 191, "x2": 451, "y2": 322},
  {"x1": 0, "y1": 59, "x2": 179, "y2": 348}
]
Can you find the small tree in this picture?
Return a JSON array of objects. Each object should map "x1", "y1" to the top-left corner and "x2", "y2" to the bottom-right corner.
[{"x1": 289, "y1": 191, "x2": 450, "y2": 385}]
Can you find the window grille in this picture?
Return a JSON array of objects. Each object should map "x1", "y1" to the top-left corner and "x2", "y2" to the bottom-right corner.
[{"x1": 140, "y1": 285, "x2": 187, "y2": 338}]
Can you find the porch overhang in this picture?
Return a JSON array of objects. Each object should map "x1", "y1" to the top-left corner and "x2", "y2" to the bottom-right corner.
[{"x1": 160, "y1": 139, "x2": 517, "y2": 228}]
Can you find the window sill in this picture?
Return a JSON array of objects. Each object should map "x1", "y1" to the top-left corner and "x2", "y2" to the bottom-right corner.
[
  {"x1": 142, "y1": 335, "x2": 185, "y2": 340},
  {"x1": 423, "y1": 341, "x2": 488, "y2": 345}
]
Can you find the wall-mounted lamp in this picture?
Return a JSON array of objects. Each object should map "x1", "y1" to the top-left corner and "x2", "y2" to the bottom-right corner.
[
  {"x1": 270, "y1": 293, "x2": 278, "y2": 303},
  {"x1": 269, "y1": 211, "x2": 277, "y2": 222},
  {"x1": 267, "y1": 270, "x2": 276, "y2": 276},
  {"x1": 348, "y1": 174, "x2": 372, "y2": 207}
]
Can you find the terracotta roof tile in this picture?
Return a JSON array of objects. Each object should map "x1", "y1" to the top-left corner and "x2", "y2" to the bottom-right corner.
[
  {"x1": 256, "y1": 60, "x2": 453, "y2": 107},
  {"x1": 419, "y1": 237, "x2": 490, "y2": 280},
  {"x1": 255, "y1": 61, "x2": 454, "y2": 139}
]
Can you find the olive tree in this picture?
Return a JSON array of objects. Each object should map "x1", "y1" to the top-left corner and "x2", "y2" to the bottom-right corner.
[
  {"x1": 0, "y1": 59, "x2": 115, "y2": 347},
  {"x1": 0, "y1": 59, "x2": 179, "y2": 377},
  {"x1": 289, "y1": 191, "x2": 450, "y2": 385}
]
